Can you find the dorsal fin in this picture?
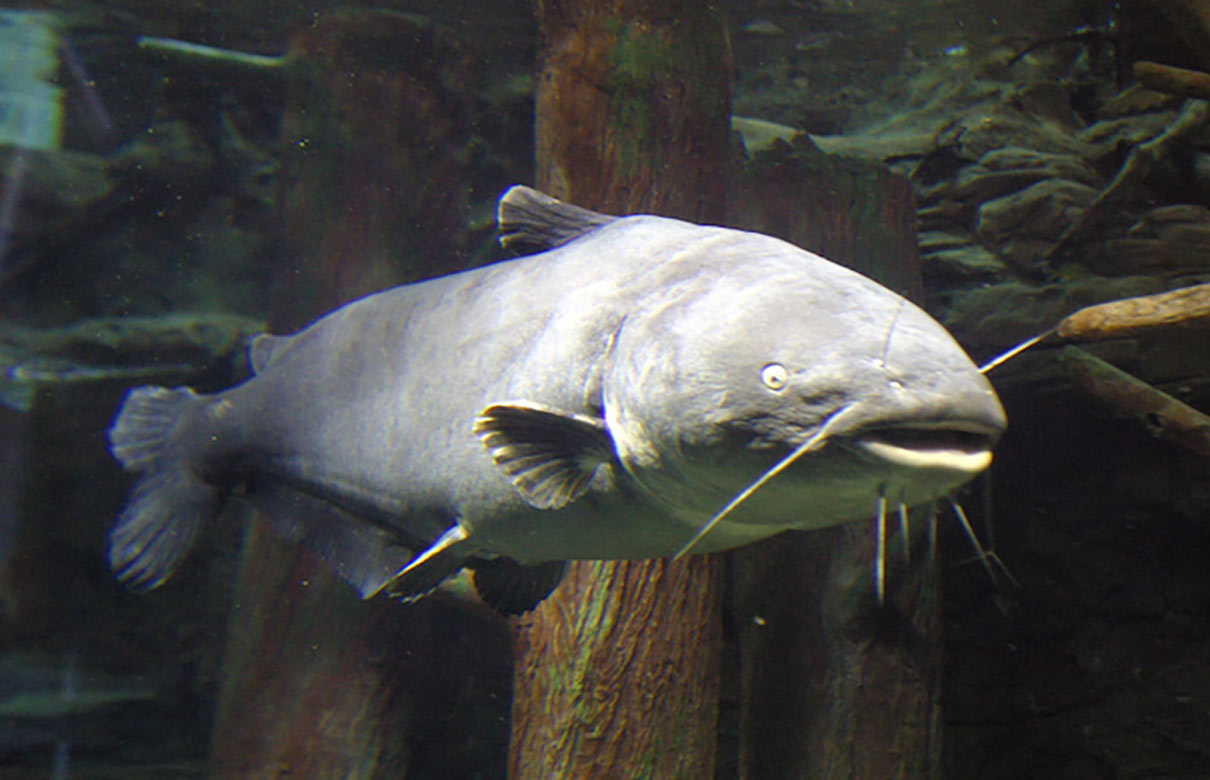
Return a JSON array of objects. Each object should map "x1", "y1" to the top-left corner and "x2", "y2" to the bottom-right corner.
[{"x1": 497, "y1": 185, "x2": 616, "y2": 254}]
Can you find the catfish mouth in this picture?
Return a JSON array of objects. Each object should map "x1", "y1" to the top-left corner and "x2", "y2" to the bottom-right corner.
[{"x1": 852, "y1": 422, "x2": 1000, "y2": 473}]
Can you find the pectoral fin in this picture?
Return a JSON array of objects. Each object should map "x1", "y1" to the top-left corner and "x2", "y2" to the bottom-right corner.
[
  {"x1": 383, "y1": 523, "x2": 472, "y2": 602},
  {"x1": 474, "y1": 401, "x2": 616, "y2": 510}
]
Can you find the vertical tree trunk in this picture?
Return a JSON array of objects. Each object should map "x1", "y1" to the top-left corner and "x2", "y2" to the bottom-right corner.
[
  {"x1": 269, "y1": 9, "x2": 473, "y2": 331},
  {"x1": 730, "y1": 141, "x2": 943, "y2": 779},
  {"x1": 209, "y1": 11, "x2": 511, "y2": 779},
  {"x1": 532, "y1": 0, "x2": 731, "y2": 221},
  {"x1": 509, "y1": 2, "x2": 731, "y2": 778}
]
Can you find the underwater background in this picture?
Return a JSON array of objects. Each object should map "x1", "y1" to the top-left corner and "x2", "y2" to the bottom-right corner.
[{"x1": 1, "y1": 0, "x2": 1209, "y2": 777}]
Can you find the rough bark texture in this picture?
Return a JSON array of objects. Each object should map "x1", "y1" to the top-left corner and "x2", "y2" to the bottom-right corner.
[
  {"x1": 532, "y1": 0, "x2": 732, "y2": 220},
  {"x1": 735, "y1": 518, "x2": 944, "y2": 780},
  {"x1": 511, "y1": 557, "x2": 723, "y2": 778},
  {"x1": 730, "y1": 146, "x2": 944, "y2": 779},
  {"x1": 510, "y1": 2, "x2": 731, "y2": 778},
  {"x1": 211, "y1": 522, "x2": 512, "y2": 778},
  {"x1": 1059, "y1": 345, "x2": 1210, "y2": 460},
  {"x1": 209, "y1": 11, "x2": 505, "y2": 779},
  {"x1": 1055, "y1": 282, "x2": 1210, "y2": 342}
]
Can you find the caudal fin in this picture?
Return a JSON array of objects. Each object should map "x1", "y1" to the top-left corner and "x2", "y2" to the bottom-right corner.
[{"x1": 107, "y1": 386, "x2": 219, "y2": 590}]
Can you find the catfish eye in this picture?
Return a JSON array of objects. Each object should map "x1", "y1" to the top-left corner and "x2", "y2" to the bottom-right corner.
[{"x1": 760, "y1": 363, "x2": 788, "y2": 390}]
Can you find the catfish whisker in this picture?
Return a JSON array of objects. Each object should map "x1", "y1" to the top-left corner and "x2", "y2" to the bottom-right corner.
[
  {"x1": 978, "y1": 329, "x2": 1052, "y2": 374},
  {"x1": 947, "y1": 496, "x2": 998, "y2": 583},
  {"x1": 873, "y1": 497, "x2": 914, "y2": 604},
  {"x1": 898, "y1": 497, "x2": 910, "y2": 564},
  {"x1": 928, "y1": 503, "x2": 938, "y2": 566},
  {"x1": 946, "y1": 496, "x2": 1019, "y2": 588},
  {"x1": 875, "y1": 490, "x2": 888, "y2": 605},
  {"x1": 673, "y1": 403, "x2": 861, "y2": 559}
]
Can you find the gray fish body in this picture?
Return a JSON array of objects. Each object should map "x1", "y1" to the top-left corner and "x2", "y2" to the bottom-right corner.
[{"x1": 108, "y1": 187, "x2": 1006, "y2": 611}]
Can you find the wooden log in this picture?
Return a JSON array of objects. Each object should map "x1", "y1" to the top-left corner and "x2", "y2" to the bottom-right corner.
[
  {"x1": 209, "y1": 11, "x2": 505, "y2": 779},
  {"x1": 731, "y1": 141, "x2": 942, "y2": 779},
  {"x1": 510, "y1": 2, "x2": 730, "y2": 778},
  {"x1": 1058, "y1": 346, "x2": 1210, "y2": 459},
  {"x1": 1055, "y1": 282, "x2": 1210, "y2": 342},
  {"x1": 728, "y1": 136, "x2": 923, "y2": 304},
  {"x1": 532, "y1": 0, "x2": 732, "y2": 220},
  {"x1": 1134, "y1": 60, "x2": 1210, "y2": 101},
  {"x1": 510, "y1": 556, "x2": 722, "y2": 777}
]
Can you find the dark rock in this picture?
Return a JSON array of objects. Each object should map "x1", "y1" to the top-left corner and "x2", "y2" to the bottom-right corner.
[
  {"x1": 109, "y1": 120, "x2": 214, "y2": 183},
  {"x1": 933, "y1": 103, "x2": 1092, "y2": 163},
  {"x1": 976, "y1": 178, "x2": 1098, "y2": 267},
  {"x1": 917, "y1": 201, "x2": 973, "y2": 233},
  {"x1": 1090, "y1": 237, "x2": 1166, "y2": 275},
  {"x1": 731, "y1": 116, "x2": 801, "y2": 155},
  {"x1": 921, "y1": 244, "x2": 1007, "y2": 282},
  {"x1": 0, "y1": 148, "x2": 115, "y2": 243},
  {"x1": 918, "y1": 230, "x2": 974, "y2": 254},
  {"x1": 951, "y1": 147, "x2": 1102, "y2": 205},
  {"x1": 1084, "y1": 205, "x2": 1210, "y2": 275},
  {"x1": 1078, "y1": 112, "x2": 1179, "y2": 165},
  {"x1": 1156, "y1": 223, "x2": 1210, "y2": 270},
  {"x1": 1098, "y1": 84, "x2": 1182, "y2": 119},
  {"x1": 8, "y1": 313, "x2": 260, "y2": 368},
  {"x1": 1127, "y1": 204, "x2": 1210, "y2": 235}
]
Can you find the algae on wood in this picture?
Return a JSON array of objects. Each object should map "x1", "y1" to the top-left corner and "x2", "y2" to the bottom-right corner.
[{"x1": 509, "y1": 2, "x2": 731, "y2": 778}]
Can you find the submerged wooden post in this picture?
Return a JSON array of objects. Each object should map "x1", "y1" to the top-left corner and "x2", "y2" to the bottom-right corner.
[
  {"x1": 208, "y1": 11, "x2": 508, "y2": 779},
  {"x1": 730, "y1": 142, "x2": 943, "y2": 778},
  {"x1": 509, "y1": 2, "x2": 731, "y2": 777},
  {"x1": 268, "y1": 9, "x2": 473, "y2": 330}
]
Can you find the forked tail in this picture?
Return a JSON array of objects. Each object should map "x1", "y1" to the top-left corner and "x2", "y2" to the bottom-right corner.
[{"x1": 107, "y1": 386, "x2": 220, "y2": 589}]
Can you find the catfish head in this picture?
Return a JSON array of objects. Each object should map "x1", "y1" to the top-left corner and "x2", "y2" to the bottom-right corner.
[{"x1": 600, "y1": 232, "x2": 1007, "y2": 553}]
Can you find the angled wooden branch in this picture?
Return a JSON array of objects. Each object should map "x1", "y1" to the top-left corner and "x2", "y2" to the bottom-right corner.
[
  {"x1": 1135, "y1": 60, "x2": 1210, "y2": 101},
  {"x1": 1055, "y1": 282, "x2": 1210, "y2": 342},
  {"x1": 1059, "y1": 346, "x2": 1210, "y2": 459}
]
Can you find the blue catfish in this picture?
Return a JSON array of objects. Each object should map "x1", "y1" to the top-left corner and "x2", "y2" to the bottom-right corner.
[{"x1": 107, "y1": 186, "x2": 1006, "y2": 613}]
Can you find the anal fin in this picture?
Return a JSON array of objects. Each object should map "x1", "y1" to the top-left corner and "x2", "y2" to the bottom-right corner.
[{"x1": 242, "y1": 484, "x2": 413, "y2": 599}]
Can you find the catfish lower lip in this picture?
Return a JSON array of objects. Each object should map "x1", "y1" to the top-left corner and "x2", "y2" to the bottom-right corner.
[{"x1": 855, "y1": 428, "x2": 996, "y2": 473}]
